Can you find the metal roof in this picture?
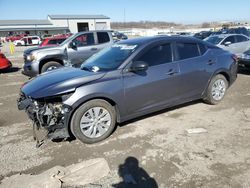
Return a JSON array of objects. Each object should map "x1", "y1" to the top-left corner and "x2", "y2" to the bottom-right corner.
[
  {"x1": 0, "y1": 27, "x2": 68, "y2": 32},
  {"x1": 48, "y1": 15, "x2": 110, "y2": 19},
  {"x1": 0, "y1": 20, "x2": 52, "y2": 26}
]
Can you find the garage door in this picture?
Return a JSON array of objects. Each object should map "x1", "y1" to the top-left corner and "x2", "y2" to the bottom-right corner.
[{"x1": 95, "y1": 22, "x2": 108, "y2": 30}]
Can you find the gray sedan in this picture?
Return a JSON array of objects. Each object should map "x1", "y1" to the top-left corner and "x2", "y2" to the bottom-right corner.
[
  {"x1": 204, "y1": 34, "x2": 250, "y2": 56},
  {"x1": 18, "y1": 36, "x2": 238, "y2": 144}
]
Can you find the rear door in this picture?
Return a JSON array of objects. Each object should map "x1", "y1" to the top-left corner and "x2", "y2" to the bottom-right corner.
[
  {"x1": 67, "y1": 32, "x2": 96, "y2": 66},
  {"x1": 123, "y1": 42, "x2": 182, "y2": 115},
  {"x1": 234, "y1": 35, "x2": 250, "y2": 55},
  {"x1": 174, "y1": 42, "x2": 212, "y2": 98},
  {"x1": 95, "y1": 32, "x2": 112, "y2": 51}
]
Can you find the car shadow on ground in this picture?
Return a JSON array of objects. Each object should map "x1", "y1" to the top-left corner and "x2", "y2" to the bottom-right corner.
[
  {"x1": 112, "y1": 156, "x2": 158, "y2": 188},
  {"x1": 0, "y1": 67, "x2": 20, "y2": 74},
  {"x1": 61, "y1": 100, "x2": 202, "y2": 143},
  {"x1": 119, "y1": 100, "x2": 201, "y2": 128}
]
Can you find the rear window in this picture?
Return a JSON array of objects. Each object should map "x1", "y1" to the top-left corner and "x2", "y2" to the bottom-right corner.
[
  {"x1": 97, "y1": 32, "x2": 110, "y2": 44},
  {"x1": 176, "y1": 43, "x2": 200, "y2": 60},
  {"x1": 236, "y1": 35, "x2": 249, "y2": 43}
]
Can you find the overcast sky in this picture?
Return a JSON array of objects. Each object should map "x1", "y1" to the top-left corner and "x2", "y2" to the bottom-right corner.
[{"x1": 1, "y1": 0, "x2": 250, "y2": 23}]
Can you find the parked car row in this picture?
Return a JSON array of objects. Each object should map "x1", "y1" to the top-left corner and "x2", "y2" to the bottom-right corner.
[
  {"x1": 193, "y1": 27, "x2": 250, "y2": 40},
  {"x1": 13, "y1": 36, "x2": 41, "y2": 46},
  {"x1": 17, "y1": 34, "x2": 238, "y2": 145},
  {"x1": 204, "y1": 34, "x2": 250, "y2": 56}
]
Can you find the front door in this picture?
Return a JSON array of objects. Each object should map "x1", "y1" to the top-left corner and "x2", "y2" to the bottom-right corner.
[
  {"x1": 123, "y1": 43, "x2": 181, "y2": 115},
  {"x1": 67, "y1": 32, "x2": 97, "y2": 66}
]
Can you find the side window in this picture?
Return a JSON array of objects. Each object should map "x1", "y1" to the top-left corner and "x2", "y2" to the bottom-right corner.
[
  {"x1": 137, "y1": 43, "x2": 172, "y2": 66},
  {"x1": 176, "y1": 43, "x2": 200, "y2": 60},
  {"x1": 72, "y1": 33, "x2": 95, "y2": 47},
  {"x1": 48, "y1": 39, "x2": 57, "y2": 45},
  {"x1": 58, "y1": 39, "x2": 66, "y2": 44},
  {"x1": 236, "y1": 35, "x2": 249, "y2": 43},
  {"x1": 198, "y1": 43, "x2": 207, "y2": 55},
  {"x1": 97, "y1": 32, "x2": 110, "y2": 44},
  {"x1": 222, "y1": 36, "x2": 236, "y2": 45}
]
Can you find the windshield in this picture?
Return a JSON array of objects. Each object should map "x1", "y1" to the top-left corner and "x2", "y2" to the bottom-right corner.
[
  {"x1": 204, "y1": 36, "x2": 224, "y2": 45},
  {"x1": 81, "y1": 44, "x2": 137, "y2": 72}
]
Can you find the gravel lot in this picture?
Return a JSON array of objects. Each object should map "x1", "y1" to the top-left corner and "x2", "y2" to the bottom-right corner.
[{"x1": 0, "y1": 49, "x2": 250, "y2": 187}]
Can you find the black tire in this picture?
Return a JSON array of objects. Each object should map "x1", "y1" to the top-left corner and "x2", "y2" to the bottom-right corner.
[
  {"x1": 70, "y1": 99, "x2": 116, "y2": 144},
  {"x1": 41, "y1": 61, "x2": 62, "y2": 73},
  {"x1": 203, "y1": 74, "x2": 228, "y2": 105}
]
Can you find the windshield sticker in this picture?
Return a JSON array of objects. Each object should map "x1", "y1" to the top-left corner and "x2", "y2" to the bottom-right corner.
[{"x1": 113, "y1": 44, "x2": 137, "y2": 50}]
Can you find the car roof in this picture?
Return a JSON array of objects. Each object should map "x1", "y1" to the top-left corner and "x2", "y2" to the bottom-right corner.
[
  {"x1": 117, "y1": 36, "x2": 204, "y2": 46},
  {"x1": 210, "y1": 33, "x2": 249, "y2": 38}
]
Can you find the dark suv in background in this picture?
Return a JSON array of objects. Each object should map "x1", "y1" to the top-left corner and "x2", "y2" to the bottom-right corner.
[{"x1": 18, "y1": 36, "x2": 238, "y2": 145}]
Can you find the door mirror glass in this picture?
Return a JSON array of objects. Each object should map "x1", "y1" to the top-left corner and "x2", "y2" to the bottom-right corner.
[
  {"x1": 224, "y1": 41, "x2": 231, "y2": 46},
  {"x1": 130, "y1": 61, "x2": 148, "y2": 72}
]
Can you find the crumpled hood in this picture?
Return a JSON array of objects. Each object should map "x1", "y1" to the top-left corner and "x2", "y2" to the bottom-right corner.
[{"x1": 21, "y1": 67, "x2": 105, "y2": 99}]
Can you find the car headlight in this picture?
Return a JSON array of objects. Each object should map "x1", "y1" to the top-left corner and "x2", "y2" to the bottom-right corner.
[{"x1": 26, "y1": 54, "x2": 36, "y2": 61}]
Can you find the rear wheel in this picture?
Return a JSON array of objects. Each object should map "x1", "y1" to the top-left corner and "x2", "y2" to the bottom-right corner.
[
  {"x1": 203, "y1": 74, "x2": 228, "y2": 105},
  {"x1": 70, "y1": 99, "x2": 116, "y2": 144},
  {"x1": 41, "y1": 61, "x2": 62, "y2": 73}
]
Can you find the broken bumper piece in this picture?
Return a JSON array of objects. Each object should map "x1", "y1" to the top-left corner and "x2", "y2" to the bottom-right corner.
[{"x1": 17, "y1": 94, "x2": 70, "y2": 147}]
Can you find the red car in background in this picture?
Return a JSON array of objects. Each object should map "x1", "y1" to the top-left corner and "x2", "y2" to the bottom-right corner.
[
  {"x1": 6, "y1": 34, "x2": 27, "y2": 42},
  {"x1": 0, "y1": 52, "x2": 12, "y2": 70},
  {"x1": 39, "y1": 36, "x2": 68, "y2": 47}
]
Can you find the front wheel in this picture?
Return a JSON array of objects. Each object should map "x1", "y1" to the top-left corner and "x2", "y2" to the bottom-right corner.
[
  {"x1": 203, "y1": 74, "x2": 228, "y2": 105},
  {"x1": 70, "y1": 99, "x2": 117, "y2": 144},
  {"x1": 41, "y1": 61, "x2": 62, "y2": 73}
]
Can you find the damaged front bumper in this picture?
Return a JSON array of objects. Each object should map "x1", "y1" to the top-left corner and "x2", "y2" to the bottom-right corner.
[{"x1": 17, "y1": 93, "x2": 71, "y2": 147}]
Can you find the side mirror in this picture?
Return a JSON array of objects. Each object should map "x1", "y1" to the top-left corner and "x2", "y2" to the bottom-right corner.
[
  {"x1": 68, "y1": 41, "x2": 77, "y2": 49},
  {"x1": 130, "y1": 61, "x2": 148, "y2": 72},
  {"x1": 224, "y1": 41, "x2": 231, "y2": 46}
]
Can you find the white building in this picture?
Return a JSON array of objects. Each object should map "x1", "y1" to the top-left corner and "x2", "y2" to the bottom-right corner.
[{"x1": 0, "y1": 14, "x2": 111, "y2": 37}]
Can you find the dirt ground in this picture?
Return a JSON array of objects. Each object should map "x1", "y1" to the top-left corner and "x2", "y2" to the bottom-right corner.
[{"x1": 0, "y1": 51, "x2": 250, "y2": 187}]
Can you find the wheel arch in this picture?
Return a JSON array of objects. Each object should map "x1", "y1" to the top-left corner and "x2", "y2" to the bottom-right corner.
[
  {"x1": 202, "y1": 69, "x2": 231, "y2": 97},
  {"x1": 66, "y1": 96, "x2": 121, "y2": 137},
  {"x1": 39, "y1": 57, "x2": 64, "y2": 73}
]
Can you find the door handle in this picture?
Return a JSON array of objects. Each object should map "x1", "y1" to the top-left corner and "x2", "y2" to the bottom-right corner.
[
  {"x1": 207, "y1": 60, "x2": 215, "y2": 65},
  {"x1": 166, "y1": 69, "x2": 178, "y2": 75},
  {"x1": 91, "y1": 48, "x2": 98, "y2": 51}
]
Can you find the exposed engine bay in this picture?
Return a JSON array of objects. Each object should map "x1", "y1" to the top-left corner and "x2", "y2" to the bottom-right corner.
[{"x1": 17, "y1": 93, "x2": 70, "y2": 147}]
